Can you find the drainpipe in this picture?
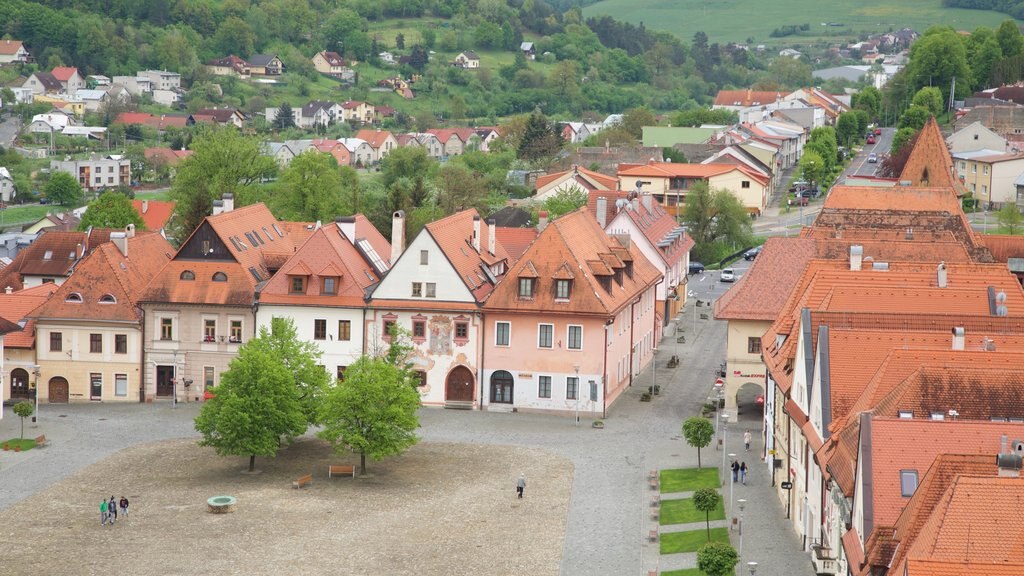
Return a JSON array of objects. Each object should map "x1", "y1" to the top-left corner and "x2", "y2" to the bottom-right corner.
[
  {"x1": 652, "y1": 279, "x2": 663, "y2": 343},
  {"x1": 138, "y1": 305, "x2": 146, "y2": 403},
  {"x1": 602, "y1": 319, "x2": 610, "y2": 419},
  {"x1": 477, "y1": 309, "x2": 485, "y2": 410},
  {"x1": 628, "y1": 297, "x2": 639, "y2": 387}
]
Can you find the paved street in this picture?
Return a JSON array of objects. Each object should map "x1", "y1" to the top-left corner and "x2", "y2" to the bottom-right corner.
[
  {"x1": 0, "y1": 114, "x2": 21, "y2": 149},
  {"x1": 0, "y1": 289, "x2": 812, "y2": 576}
]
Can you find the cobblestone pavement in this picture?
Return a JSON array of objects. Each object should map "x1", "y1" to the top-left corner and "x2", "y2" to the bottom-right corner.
[{"x1": 0, "y1": 298, "x2": 814, "y2": 576}]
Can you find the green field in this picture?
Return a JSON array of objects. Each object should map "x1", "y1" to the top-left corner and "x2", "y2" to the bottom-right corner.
[{"x1": 584, "y1": 0, "x2": 1014, "y2": 45}]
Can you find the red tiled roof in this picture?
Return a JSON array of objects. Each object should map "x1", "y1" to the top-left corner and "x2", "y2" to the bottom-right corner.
[
  {"x1": 318, "y1": 51, "x2": 346, "y2": 66},
  {"x1": 899, "y1": 117, "x2": 962, "y2": 192},
  {"x1": 608, "y1": 195, "x2": 693, "y2": 268},
  {"x1": 822, "y1": 185, "x2": 963, "y2": 213},
  {"x1": 423, "y1": 209, "x2": 511, "y2": 301},
  {"x1": 354, "y1": 129, "x2": 395, "y2": 149},
  {"x1": 618, "y1": 162, "x2": 769, "y2": 185},
  {"x1": 536, "y1": 165, "x2": 618, "y2": 192},
  {"x1": 979, "y1": 234, "x2": 1024, "y2": 262},
  {"x1": 715, "y1": 237, "x2": 816, "y2": 321},
  {"x1": 143, "y1": 147, "x2": 192, "y2": 166},
  {"x1": 0, "y1": 283, "x2": 59, "y2": 348},
  {"x1": 50, "y1": 66, "x2": 78, "y2": 82},
  {"x1": 494, "y1": 227, "x2": 538, "y2": 261},
  {"x1": 131, "y1": 199, "x2": 175, "y2": 231},
  {"x1": 0, "y1": 40, "x2": 25, "y2": 56},
  {"x1": 713, "y1": 89, "x2": 784, "y2": 107},
  {"x1": 113, "y1": 112, "x2": 188, "y2": 130}
]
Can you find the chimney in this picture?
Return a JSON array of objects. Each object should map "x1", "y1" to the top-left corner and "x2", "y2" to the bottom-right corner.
[
  {"x1": 212, "y1": 200, "x2": 224, "y2": 215},
  {"x1": 937, "y1": 261, "x2": 947, "y2": 288},
  {"x1": 487, "y1": 218, "x2": 496, "y2": 256},
  {"x1": 315, "y1": 220, "x2": 322, "y2": 230},
  {"x1": 642, "y1": 192, "x2": 652, "y2": 213},
  {"x1": 952, "y1": 327, "x2": 965, "y2": 351},
  {"x1": 4, "y1": 286, "x2": 11, "y2": 294},
  {"x1": 997, "y1": 435, "x2": 1022, "y2": 477},
  {"x1": 75, "y1": 243, "x2": 84, "y2": 260},
  {"x1": 632, "y1": 196, "x2": 640, "y2": 212},
  {"x1": 141, "y1": 199, "x2": 149, "y2": 214},
  {"x1": 110, "y1": 231, "x2": 128, "y2": 257},
  {"x1": 596, "y1": 197, "x2": 608, "y2": 228},
  {"x1": 538, "y1": 210, "x2": 549, "y2": 232},
  {"x1": 390, "y1": 210, "x2": 405, "y2": 265},
  {"x1": 472, "y1": 215, "x2": 481, "y2": 252},
  {"x1": 849, "y1": 245, "x2": 863, "y2": 271},
  {"x1": 125, "y1": 223, "x2": 135, "y2": 238},
  {"x1": 335, "y1": 216, "x2": 356, "y2": 242},
  {"x1": 905, "y1": 227, "x2": 913, "y2": 240},
  {"x1": 221, "y1": 193, "x2": 234, "y2": 213}
]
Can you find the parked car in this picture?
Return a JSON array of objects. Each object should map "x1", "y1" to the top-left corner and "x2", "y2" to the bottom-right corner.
[
  {"x1": 39, "y1": 196, "x2": 51, "y2": 205},
  {"x1": 868, "y1": 152, "x2": 878, "y2": 163},
  {"x1": 795, "y1": 195, "x2": 809, "y2": 206},
  {"x1": 788, "y1": 180, "x2": 809, "y2": 192},
  {"x1": 743, "y1": 246, "x2": 762, "y2": 260},
  {"x1": 689, "y1": 261, "x2": 705, "y2": 274},
  {"x1": 799, "y1": 188, "x2": 819, "y2": 199},
  {"x1": 874, "y1": 127, "x2": 882, "y2": 135},
  {"x1": 866, "y1": 134, "x2": 876, "y2": 144},
  {"x1": 720, "y1": 268, "x2": 735, "y2": 282}
]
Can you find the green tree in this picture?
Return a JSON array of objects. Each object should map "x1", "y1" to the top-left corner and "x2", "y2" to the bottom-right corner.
[
  {"x1": 835, "y1": 112, "x2": 860, "y2": 148},
  {"x1": 395, "y1": 33, "x2": 405, "y2": 50},
  {"x1": 436, "y1": 164, "x2": 489, "y2": 214},
  {"x1": 257, "y1": 317, "x2": 330, "y2": 425},
  {"x1": 683, "y1": 416, "x2": 715, "y2": 468},
  {"x1": 767, "y1": 57, "x2": 813, "y2": 88},
  {"x1": 541, "y1": 185, "x2": 588, "y2": 219},
  {"x1": 800, "y1": 151, "x2": 826, "y2": 187},
  {"x1": 620, "y1": 107, "x2": 657, "y2": 141},
  {"x1": 852, "y1": 86, "x2": 881, "y2": 122},
  {"x1": 905, "y1": 27, "x2": 971, "y2": 104},
  {"x1": 997, "y1": 20, "x2": 1024, "y2": 58},
  {"x1": 44, "y1": 171, "x2": 84, "y2": 206},
  {"x1": 898, "y1": 106, "x2": 931, "y2": 131},
  {"x1": 681, "y1": 182, "x2": 753, "y2": 263},
  {"x1": 807, "y1": 127, "x2": 838, "y2": 169},
  {"x1": 272, "y1": 102, "x2": 296, "y2": 131},
  {"x1": 891, "y1": 127, "x2": 918, "y2": 155},
  {"x1": 318, "y1": 356, "x2": 421, "y2": 475},
  {"x1": 692, "y1": 488, "x2": 721, "y2": 541},
  {"x1": 518, "y1": 109, "x2": 564, "y2": 161},
  {"x1": 273, "y1": 151, "x2": 349, "y2": 222},
  {"x1": 697, "y1": 541, "x2": 740, "y2": 576},
  {"x1": 195, "y1": 319, "x2": 320, "y2": 472},
  {"x1": 168, "y1": 128, "x2": 277, "y2": 241},
  {"x1": 13, "y1": 401, "x2": 33, "y2": 440},
  {"x1": 213, "y1": 16, "x2": 256, "y2": 57},
  {"x1": 547, "y1": 60, "x2": 581, "y2": 105},
  {"x1": 998, "y1": 204, "x2": 1024, "y2": 235},
  {"x1": 78, "y1": 191, "x2": 146, "y2": 231},
  {"x1": 911, "y1": 87, "x2": 945, "y2": 117}
]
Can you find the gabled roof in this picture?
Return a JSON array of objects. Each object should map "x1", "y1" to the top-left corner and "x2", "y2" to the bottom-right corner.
[
  {"x1": 459, "y1": 50, "x2": 480, "y2": 60},
  {"x1": 30, "y1": 72, "x2": 62, "y2": 92},
  {"x1": 247, "y1": 54, "x2": 278, "y2": 66},
  {"x1": 607, "y1": 195, "x2": 693, "y2": 269},
  {"x1": 143, "y1": 147, "x2": 192, "y2": 166},
  {"x1": 0, "y1": 283, "x2": 59, "y2": 348},
  {"x1": 317, "y1": 51, "x2": 346, "y2": 66},
  {"x1": 424, "y1": 210, "x2": 511, "y2": 301},
  {"x1": 340, "y1": 100, "x2": 367, "y2": 110},
  {"x1": 192, "y1": 108, "x2": 244, "y2": 123},
  {"x1": 259, "y1": 216, "x2": 390, "y2": 307},
  {"x1": 0, "y1": 40, "x2": 25, "y2": 56},
  {"x1": 112, "y1": 112, "x2": 188, "y2": 130},
  {"x1": 900, "y1": 117, "x2": 961, "y2": 191},
  {"x1": 535, "y1": 165, "x2": 618, "y2": 192},
  {"x1": 617, "y1": 161, "x2": 769, "y2": 184},
  {"x1": 30, "y1": 232, "x2": 172, "y2": 322},
  {"x1": 714, "y1": 89, "x2": 784, "y2": 107},
  {"x1": 131, "y1": 199, "x2": 175, "y2": 231},
  {"x1": 483, "y1": 209, "x2": 661, "y2": 315},
  {"x1": 355, "y1": 129, "x2": 395, "y2": 149},
  {"x1": 0, "y1": 228, "x2": 114, "y2": 290},
  {"x1": 50, "y1": 67, "x2": 79, "y2": 82},
  {"x1": 714, "y1": 237, "x2": 816, "y2": 321},
  {"x1": 494, "y1": 227, "x2": 538, "y2": 261}
]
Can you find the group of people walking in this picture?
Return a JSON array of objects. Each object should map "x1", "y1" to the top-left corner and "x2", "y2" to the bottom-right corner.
[{"x1": 100, "y1": 496, "x2": 128, "y2": 525}]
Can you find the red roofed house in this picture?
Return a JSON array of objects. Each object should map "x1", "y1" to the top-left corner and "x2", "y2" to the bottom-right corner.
[
  {"x1": 0, "y1": 228, "x2": 115, "y2": 290},
  {"x1": 131, "y1": 199, "x2": 176, "y2": 236},
  {"x1": 312, "y1": 51, "x2": 349, "y2": 75},
  {"x1": 256, "y1": 215, "x2": 391, "y2": 380},
  {"x1": 50, "y1": 66, "x2": 85, "y2": 94},
  {"x1": 0, "y1": 284, "x2": 59, "y2": 403},
  {"x1": 188, "y1": 108, "x2": 246, "y2": 128},
  {"x1": 0, "y1": 40, "x2": 31, "y2": 65},
  {"x1": 112, "y1": 112, "x2": 189, "y2": 131},
  {"x1": 354, "y1": 129, "x2": 398, "y2": 163},
  {"x1": 366, "y1": 209, "x2": 511, "y2": 408},
  {"x1": 533, "y1": 165, "x2": 617, "y2": 203},
  {"x1": 138, "y1": 198, "x2": 302, "y2": 402},
  {"x1": 712, "y1": 89, "x2": 784, "y2": 112},
  {"x1": 481, "y1": 209, "x2": 661, "y2": 414},
  {"x1": 30, "y1": 227, "x2": 173, "y2": 403},
  {"x1": 205, "y1": 55, "x2": 250, "y2": 78},
  {"x1": 339, "y1": 101, "x2": 374, "y2": 124},
  {"x1": 617, "y1": 161, "x2": 771, "y2": 216}
]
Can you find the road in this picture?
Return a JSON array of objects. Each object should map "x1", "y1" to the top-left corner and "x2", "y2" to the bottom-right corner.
[
  {"x1": 846, "y1": 127, "x2": 895, "y2": 178},
  {"x1": 0, "y1": 114, "x2": 20, "y2": 149}
]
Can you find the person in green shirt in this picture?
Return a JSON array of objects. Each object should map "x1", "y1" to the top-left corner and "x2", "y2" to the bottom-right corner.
[{"x1": 100, "y1": 499, "x2": 108, "y2": 525}]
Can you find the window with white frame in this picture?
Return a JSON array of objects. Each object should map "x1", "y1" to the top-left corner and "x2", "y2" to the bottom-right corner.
[
  {"x1": 538, "y1": 375, "x2": 551, "y2": 398},
  {"x1": 538, "y1": 324, "x2": 553, "y2": 348},
  {"x1": 900, "y1": 470, "x2": 919, "y2": 497},
  {"x1": 495, "y1": 321, "x2": 510, "y2": 346},
  {"x1": 567, "y1": 325, "x2": 582, "y2": 350},
  {"x1": 566, "y1": 376, "x2": 578, "y2": 400}
]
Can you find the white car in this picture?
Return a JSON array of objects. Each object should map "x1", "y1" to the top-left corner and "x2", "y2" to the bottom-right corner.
[
  {"x1": 720, "y1": 268, "x2": 735, "y2": 282},
  {"x1": 868, "y1": 152, "x2": 878, "y2": 163}
]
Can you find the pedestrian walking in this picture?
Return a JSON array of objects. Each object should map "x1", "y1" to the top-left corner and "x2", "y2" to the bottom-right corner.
[
  {"x1": 119, "y1": 496, "x2": 129, "y2": 519},
  {"x1": 516, "y1": 473, "x2": 526, "y2": 499},
  {"x1": 743, "y1": 430, "x2": 752, "y2": 451},
  {"x1": 731, "y1": 460, "x2": 739, "y2": 483},
  {"x1": 100, "y1": 499, "x2": 108, "y2": 526},
  {"x1": 740, "y1": 462, "x2": 747, "y2": 485},
  {"x1": 108, "y1": 496, "x2": 118, "y2": 523}
]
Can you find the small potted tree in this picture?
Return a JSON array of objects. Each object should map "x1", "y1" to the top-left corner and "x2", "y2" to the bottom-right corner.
[{"x1": 13, "y1": 401, "x2": 34, "y2": 449}]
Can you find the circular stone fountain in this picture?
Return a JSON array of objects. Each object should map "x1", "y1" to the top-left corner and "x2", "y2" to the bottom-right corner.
[{"x1": 206, "y1": 495, "x2": 237, "y2": 514}]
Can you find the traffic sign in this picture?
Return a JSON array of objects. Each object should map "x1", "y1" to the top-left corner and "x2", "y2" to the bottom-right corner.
[
  {"x1": 781, "y1": 481, "x2": 793, "y2": 490},
  {"x1": 714, "y1": 378, "x2": 724, "y2": 387}
]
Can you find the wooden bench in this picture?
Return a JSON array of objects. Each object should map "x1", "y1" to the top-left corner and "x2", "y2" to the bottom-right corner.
[
  {"x1": 649, "y1": 475, "x2": 659, "y2": 489},
  {"x1": 328, "y1": 465, "x2": 356, "y2": 478},
  {"x1": 648, "y1": 469, "x2": 658, "y2": 481},
  {"x1": 292, "y1": 473, "x2": 313, "y2": 489},
  {"x1": 648, "y1": 529, "x2": 659, "y2": 542},
  {"x1": 33, "y1": 435, "x2": 47, "y2": 448},
  {"x1": 650, "y1": 495, "x2": 660, "y2": 507}
]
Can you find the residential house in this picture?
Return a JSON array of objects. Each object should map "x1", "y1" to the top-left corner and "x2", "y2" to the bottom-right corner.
[
  {"x1": 703, "y1": 145, "x2": 778, "y2": 198},
  {"x1": 481, "y1": 209, "x2": 661, "y2": 414},
  {"x1": 337, "y1": 138, "x2": 374, "y2": 166},
  {"x1": 110, "y1": 75, "x2": 152, "y2": 96},
  {"x1": 188, "y1": 108, "x2": 246, "y2": 129},
  {"x1": 23, "y1": 72, "x2": 63, "y2": 95},
  {"x1": 311, "y1": 138, "x2": 350, "y2": 167},
  {"x1": 378, "y1": 52, "x2": 397, "y2": 65},
  {"x1": 112, "y1": 112, "x2": 189, "y2": 132},
  {"x1": 0, "y1": 167, "x2": 15, "y2": 202},
  {"x1": 205, "y1": 55, "x2": 251, "y2": 78},
  {"x1": 713, "y1": 89, "x2": 784, "y2": 113},
  {"x1": 30, "y1": 228, "x2": 172, "y2": 403},
  {"x1": 0, "y1": 228, "x2": 114, "y2": 289},
  {"x1": 952, "y1": 149, "x2": 1024, "y2": 209},
  {"x1": 562, "y1": 122, "x2": 596, "y2": 144},
  {"x1": 51, "y1": 156, "x2": 131, "y2": 192},
  {"x1": 617, "y1": 161, "x2": 770, "y2": 216},
  {"x1": 340, "y1": 101, "x2": 375, "y2": 124},
  {"x1": 50, "y1": 67, "x2": 85, "y2": 95},
  {"x1": 247, "y1": 54, "x2": 283, "y2": 76},
  {"x1": 426, "y1": 128, "x2": 480, "y2": 158},
  {"x1": 642, "y1": 127, "x2": 717, "y2": 148},
  {"x1": 143, "y1": 147, "x2": 192, "y2": 170},
  {"x1": 784, "y1": 88, "x2": 849, "y2": 124},
  {"x1": 152, "y1": 90, "x2": 180, "y2": 107},
  {"x1": 28, "y1": 111, "x2": 72, "y2": 134},
  {"x1": 0, "y1": 284, "x2": 59, "y2": 403},
  {"x1": 22, "y1": 212, "x2": 79, "y2": 235},
  {"x1": 355, "y1": 129, "x2": 398, "y2": 163},
  {"x1": 313, "y1": 51, "x2": 350, "y2": 76},
  {"x1": 131, "y1": 199, "x2": 176, "y2": 236},
  {"x1": 778, "y1": 48, "x2": 802, "y2": 59},
  {"x1": 60, "y1": 125, "x2": 107, "y2": 140},
  {"x1": 520, "y1": 42, "x2": 536, "y2": 60},
  {"x1": 953, "y1": 105, "x2": 1024, "y2": 142},
  {"x1": 600, "y1": 192, "x2": 694, "y2": 318},
  {"x1": 947, "y1": 120, "x2": 1008, "y2": 154},
  {"x1": 266, "y1": 100, "x2": 340, "y2": 130},
  {"x1": 366, "y1": 210, "x2": 510, "y2": 408},
  {"x1": 137, "y1": 70, "x2": 181, "y2": 91},
  {"x1": 378, "y1": 76, "x2": 414, "y2": 99},
  {"x1": 255, "y1": 215, "x2": 390, "y2": 379},
  {"x1": 475, "y1": 127, "x2": 501, "y2": 152},
  {"x1": 74, "y1": 89, "x2": 108, "y2": 112},
  {"x1": 138, "y1": 199, "x2": 304, "y2": 402},
  {"x1": 0, "y1": 40, "x2": 31, "y2": 65},
  {"x1": 533, "y1": 165, "x2": 617, "y2": 203},
  {"x1": 399, "y1": 133, "x2": 444, "y2": 159},
  {"x1": 453, "y1": 51, "x2": 481, "y2": 69}
]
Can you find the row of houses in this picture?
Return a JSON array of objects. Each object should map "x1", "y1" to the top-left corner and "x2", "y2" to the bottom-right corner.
[
  {"x1": 0, "y1": 185, "x2": 694, "y2": 416},
  {"x1": 714, "y1": 118, "x2": 1024, "y2": 574},
  {"x1": 265, "y1": 127, "x2": 501, "y2": 167},
  {"x1": 14, "y1": 66, "x2": 183, "y2": 109}
]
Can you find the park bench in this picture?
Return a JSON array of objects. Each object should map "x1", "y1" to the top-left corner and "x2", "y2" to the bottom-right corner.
[
  {"x1": 650, "y1": 494, "x2": 660, "y2": 507},
  {"x1": 328, "y1": 465, "x2": 356, "y2": 478},
  {"x1": 292, "y1": 473, "x2": 313, "y2": 489},
  {"x1": 34, "y1": 435, "x2": 47, "y2": 448},
  {"x1": 648, "y1": 529, "x2": 659, "y2": 542},
  {"x1": 648, "y1": 469, "x2": 658, "y2": 480},
  {"x1": 649, "y1": 475, "x2": 659, "y2": 490}
]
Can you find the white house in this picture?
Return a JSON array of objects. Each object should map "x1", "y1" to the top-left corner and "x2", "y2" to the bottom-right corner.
[{"x1": 0, "y1": 167, "x2": 15, "y2": 202}]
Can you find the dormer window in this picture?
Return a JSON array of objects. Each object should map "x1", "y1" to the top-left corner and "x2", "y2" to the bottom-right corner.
[
  {"x1": 43, "y1": 250, "x2": 53, "y2": 260},
  {"x1": 290, "y1": 276, "x2": 305, "y2": 294},
  {"x1": 212, "y1": 272, "x2": 227, "y2": 282},
  {"x1": 65, "y1": 292, "x2": 83, "y2": 303},
  {"x1": 624, "y1": 261, "x2": 633, "y2": 279},
  {"x1": 99, "y1": 294, "x2": 116, "y2": 304},
  {"x1": 555, "y1": 279, "x2": 572, "y2": 300},
  {"x1": 518, "y1": 278, "x2": 535, "y2": 298},
  {"x1": 322, "y1": 277, "x2": 338, "y2": 295},
  {"x1": 180, "y1": 270, "x2": 196, "y2": 280},
  {"x1": 614, "y1": 268, "x2": 623, "y2": 287}
]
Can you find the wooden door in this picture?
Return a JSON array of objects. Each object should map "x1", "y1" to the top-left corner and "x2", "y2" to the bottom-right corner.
[
  {"x1": 48, "y1": 377, "x2": 69, "y2": 403},
  {"x1": 445, "y1": 366, "x2": 474, "y2": 402},
  {"x1": 156, "y1": 365, "x2": 174, "y2": 397}
]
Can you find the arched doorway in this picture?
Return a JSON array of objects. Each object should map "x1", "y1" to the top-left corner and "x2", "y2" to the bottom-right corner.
[
  {"x1": 490, "y1": 370, "x2": 514, "y2": 404},
  {"x1": 48, "y1": 377, "x2": 69, "y2": 403},
  {"x1": 445, "y1": 366, "x2": 474, "y2": 402},
  {"x1": 10, "y1": 368, "x2": 29, "y2": 399},
  {"x1": 735, "y1": 381, "x2": 765, "y2": 418}
]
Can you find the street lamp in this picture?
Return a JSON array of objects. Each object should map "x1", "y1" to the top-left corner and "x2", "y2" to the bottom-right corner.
[
  {"x1": 737, "y1": 498, "x2": 747, "y2": 553},
  {"x1": 728, "y1": 452, "x2": 737, "y2": 521},
  {"x1": 573, "y1": 364, "x2": 580, "y2": 427},
  {"x1": 720, "y1": 413, "x2": 730, "y2": 486},
  {"x1": 32, "y1": 365, "x2": 40, "y2": 425},
  {"x1": 748, "y1": 561, "x2": 758, "y2": 576}
]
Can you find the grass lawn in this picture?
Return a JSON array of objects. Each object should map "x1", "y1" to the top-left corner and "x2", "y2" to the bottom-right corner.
[
  {"x1": 660, "y1": 527, "x2": 730, "y2": 555},
  {"x1": 1, "y1": 204, "x2": 81, "y2": 229},
  {"x1": 662, "y1": 569, "x2": 735, "y2": 576},
  {"x1": 661, "y1": 467, "x2": 720, "y2": 493},
  {"x1": 584, "y1": 0, "x2": 1011, "y2": 45},
  {"x1": 660, "y1": 495, "x2": 725, "y2": 526},
  {"x1": 2, "y1": 438, "x2": 38, "y2": 451}
]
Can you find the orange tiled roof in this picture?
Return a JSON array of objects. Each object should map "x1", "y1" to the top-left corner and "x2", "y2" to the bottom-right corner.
[
  {"x1": 50, "y1": 66, "x2": 78, "y2": 82},
  {"x1": 0, "y1": 283, "x2": 59, "y2": 348},
  {"x1": 113, "y1": 112, "x2": 188, "y2": 130},
  {"x1": 822, "y1": 185, "x2": 963, "y2": 213},
  {"x1": 131, "y1": 199, "x2": 175, "y2": 231},
  {"x1": 618, "y1": 162, "x2": 769, "y2": 184},
  {"x1": 30, "y1": 232, "x2": 172, "y2": 322},
  {"x1": 483, "y1": 209, "x2": 661, "y2": 316},
  {"x1": 608, "y1": 195, "x2": 694, "y2": 269},
  {"x1": 423, "y1": 209, "x2": 510, "y2": 301},
  {"x1": 536, "y1": 166, "x2": 618, "y2": 191},
  {"x1": 143, "y1": 147, "x2": 192, "y2": 166},
  {"x1": 713, "y1": 89, "x2": 784, "y2": 107},
  {"x1": 0, "y1": 40, "x2": 25, "y2": 56},
  {"x1": 494, "y1": 227, "x2": 538, "y2": 261},
  {"x1": 899, "y1": 117, "x2": 961, "y2": 191},
  {"x1": 715, "y1": 237, "x2": 816, "y2": 321},
  {"x1": 354, "y1": 129, "x2": 395, "y2": 149},
  {"x1": 979, "y1": 234, "x2": 1024, "y2": 262}
]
